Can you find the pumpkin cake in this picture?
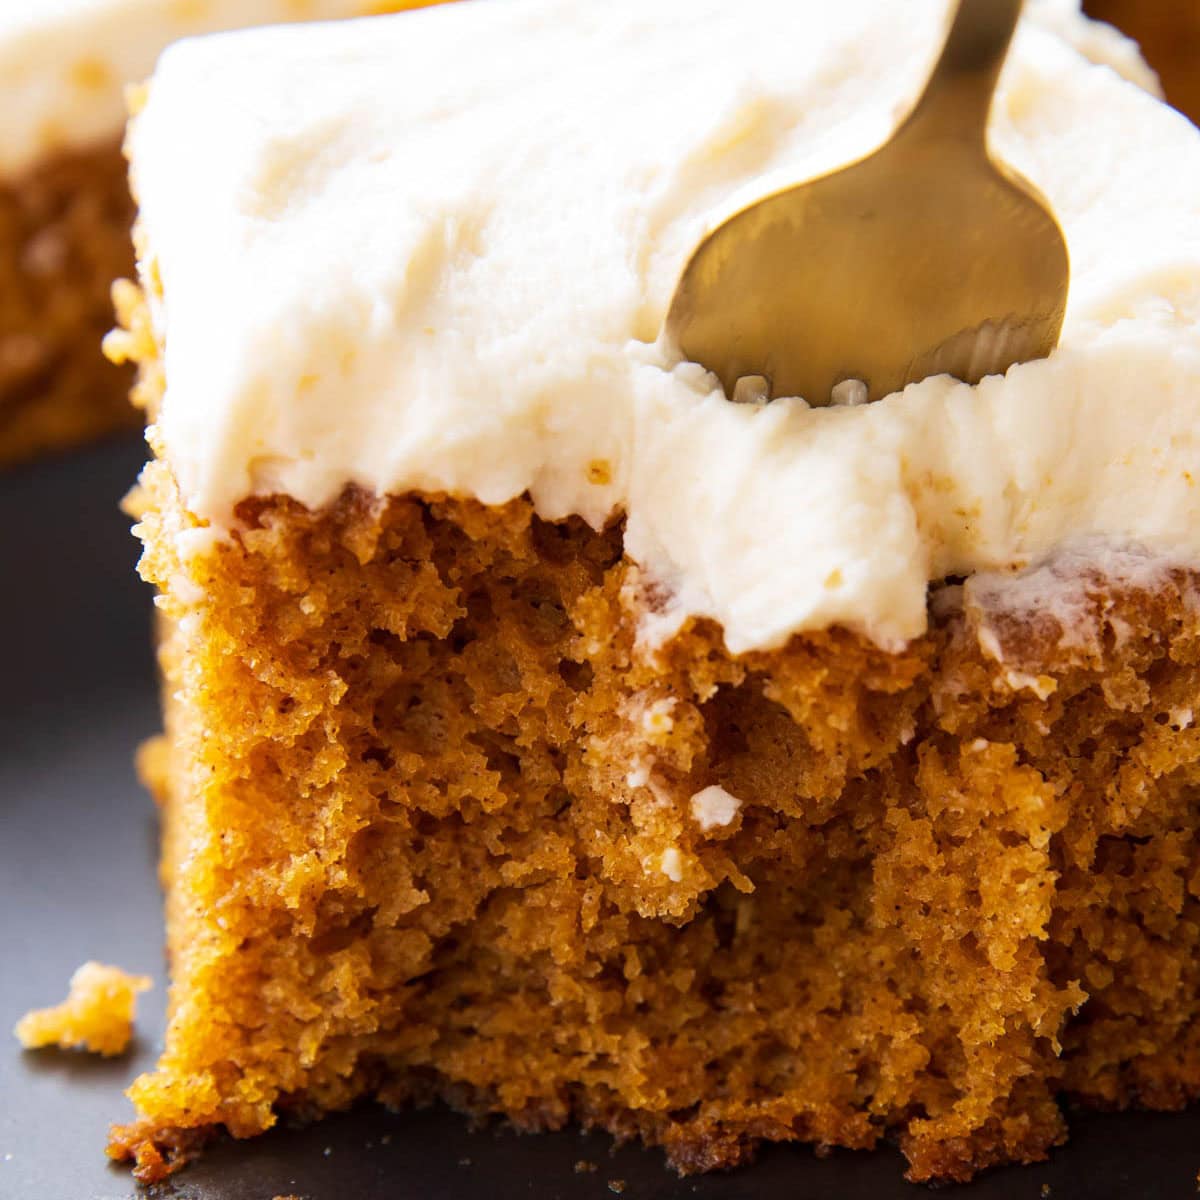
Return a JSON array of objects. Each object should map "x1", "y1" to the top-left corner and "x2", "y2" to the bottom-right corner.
[
  {"x1": 106, "y1": 0, "x2": 1200, "y2": 1184},
  {"x1": 0, "y1": 0, "x2": 443, "y2": 468}
]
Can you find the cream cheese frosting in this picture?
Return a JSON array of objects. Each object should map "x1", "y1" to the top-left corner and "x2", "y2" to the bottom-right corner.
[
  {"x1": 129, "y1": 0, "x2": 1200, "y2": 653},
  {"x1": 0, "y1": 0, "x2": 424, "y2": 178}
]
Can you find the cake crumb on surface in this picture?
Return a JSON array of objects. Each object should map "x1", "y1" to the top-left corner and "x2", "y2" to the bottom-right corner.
[
  {"x1": 14, "y1": 962, "x2": 151, "y2": 1057},
  {"x1": 608, "y1": 1182, "x2": 626, "y2": 1195}
]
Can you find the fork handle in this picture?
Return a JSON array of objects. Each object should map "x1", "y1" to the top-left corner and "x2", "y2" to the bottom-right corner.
[{"x1": 899, "y1": 0, "x2": 1023, "y2": 150}]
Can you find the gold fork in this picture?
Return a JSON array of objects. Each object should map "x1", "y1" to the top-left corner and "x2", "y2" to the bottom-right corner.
[{"x1": 665, "y1": 0, "x2": 1069, "y2": 407}]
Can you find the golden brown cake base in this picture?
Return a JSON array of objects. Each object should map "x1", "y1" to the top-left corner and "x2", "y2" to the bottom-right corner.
[
  {"x1": 0, "y1": 140, "x2": 137, "y2": 467},
  {"x1": 108, "y1": 450, "x2": 1200, "y2": 1184}
]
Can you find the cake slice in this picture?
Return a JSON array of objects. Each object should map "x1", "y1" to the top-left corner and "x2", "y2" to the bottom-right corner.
[
  {"x1": 108, "y1": 0, "x2": 1200, "y2": 1183},
  {"x1": 0, "y1": 0, "x2": 445, "y2": 468}
]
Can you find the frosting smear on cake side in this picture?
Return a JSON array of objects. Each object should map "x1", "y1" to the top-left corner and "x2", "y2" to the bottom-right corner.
[{"x1": 127, "y1": 0, "x2": 1200, "y2": 653}]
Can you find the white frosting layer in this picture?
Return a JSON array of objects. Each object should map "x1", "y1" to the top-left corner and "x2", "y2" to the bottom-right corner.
[
  {"x1": 0, "y1": 0, "x2": 419, "y2": 178},
  {"x1": 130, "y1": 0, "x2": 1200, "y2": 653}
]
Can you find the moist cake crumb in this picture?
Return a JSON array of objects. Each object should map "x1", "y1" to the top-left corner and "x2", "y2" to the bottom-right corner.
[
  {"x1": 15, "y1": 962, "x2": 150, "y2": 1057},
  {"x1": 108, "y1": 433, "x2": 1200, "y2": 1186}
]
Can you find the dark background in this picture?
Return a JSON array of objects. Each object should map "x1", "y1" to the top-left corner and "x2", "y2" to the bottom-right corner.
[{"x1": 4, "y1": 4, "x2": 1200, "y2": 1197}]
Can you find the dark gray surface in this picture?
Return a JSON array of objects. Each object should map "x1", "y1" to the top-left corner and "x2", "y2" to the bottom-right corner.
[{"x1": 1, "y1": 435, "x2": 1198, "y2": 1200}]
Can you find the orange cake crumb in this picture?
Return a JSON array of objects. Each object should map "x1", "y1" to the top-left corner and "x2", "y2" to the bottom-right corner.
[
  {"x1": 112, "y1": 465, "x2": 1200, "y2": 1185},
  {"x1": 16, "y1": 961, "x2": 151, "y2": 1057}
]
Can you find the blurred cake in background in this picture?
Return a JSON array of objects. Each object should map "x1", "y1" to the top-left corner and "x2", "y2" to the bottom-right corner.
[{"x1": 0, "y1": 1, "x2": 445, "y2": 469}]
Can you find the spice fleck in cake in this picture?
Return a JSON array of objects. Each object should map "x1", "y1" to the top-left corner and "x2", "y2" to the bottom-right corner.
[
  {"x1": 0, "y1": 0, "x2": 444, "y2": 467},
  {"x1": 106, "y1": 0, "x2": 1200, "y2": 1183}
]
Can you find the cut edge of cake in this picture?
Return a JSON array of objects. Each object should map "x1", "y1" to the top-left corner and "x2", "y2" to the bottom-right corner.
[{"x1": 104, "y1": 272, "x2": 1200, "y2": 1184}]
